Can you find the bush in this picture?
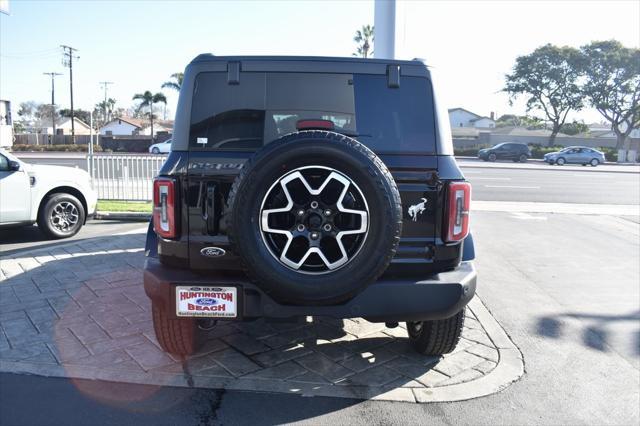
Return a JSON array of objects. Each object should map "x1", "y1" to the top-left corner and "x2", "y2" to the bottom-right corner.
[
  {"x1": 454, "y1": 148, "x2": 480, "y2": 157},
  {"x1": 11, "y1": 144, "x2": 103, "y2": 152}
]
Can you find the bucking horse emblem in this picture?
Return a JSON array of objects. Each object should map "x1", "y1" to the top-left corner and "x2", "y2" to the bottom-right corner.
[{"x1": 408, "y1": 198, "x2": 427, "y2": 222}]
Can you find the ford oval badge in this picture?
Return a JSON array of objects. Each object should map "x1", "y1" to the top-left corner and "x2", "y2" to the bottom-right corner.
[{"x1": 201, "y1": 247, "x2": 226, "y2": 258}]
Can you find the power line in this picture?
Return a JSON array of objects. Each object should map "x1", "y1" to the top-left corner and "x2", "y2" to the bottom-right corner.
[
  {"x1": 61, "y1": 45, "x2": 79, "y2": 143},
  {"x1": 43, "y1": 72, "x2": 63, "y2": 143}
]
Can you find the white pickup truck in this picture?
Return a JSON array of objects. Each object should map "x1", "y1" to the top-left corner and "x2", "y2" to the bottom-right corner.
[{"x1": 0, "y1": 150, "x2": 97, "y2": 238}]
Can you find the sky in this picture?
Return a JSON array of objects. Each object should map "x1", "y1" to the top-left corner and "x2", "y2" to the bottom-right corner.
[{"x1": 1, "y1": 0, "x2": 639, "y2": 124}]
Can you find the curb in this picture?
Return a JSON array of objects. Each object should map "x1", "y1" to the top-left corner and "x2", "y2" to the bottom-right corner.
[
  {"x1": 0, "y1": 296, "x2": 524, "y2": 404},
  {"x1": 93, "y1": 211, "x2": 151, "y2": 221}
]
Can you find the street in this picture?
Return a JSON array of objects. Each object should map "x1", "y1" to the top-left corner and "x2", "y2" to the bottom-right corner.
[
  {"x1": 0, "y1": 220, "x2": 146, "y2": 256},
  {"x1": 1, "y1": 161, "x2": 639, "y2": 425},
  {"x1": 464, "y1": 165, "x2": 640, "y2": 204}
]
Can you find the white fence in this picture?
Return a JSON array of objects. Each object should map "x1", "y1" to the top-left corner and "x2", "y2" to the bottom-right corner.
[{"x1": 87, "y1": 154, "x2": 167, "y2": 201}]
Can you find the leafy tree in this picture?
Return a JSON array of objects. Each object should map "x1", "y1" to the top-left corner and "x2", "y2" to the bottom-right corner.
[
  {"x1": 504, "y1": 44, "x2": 583, "y2": 146},
  {"x1": 60, "y1": 108, "x2": 90, "y2": 125},
  {"x1": 161, "y1": 73, "x2": 184, "y2": 92},
  {"x1": 17, "y1": 101, "x2": 38, "y2": 122},
  {"x1": 559, "y1": 120, "x2": 589, "y2": 136},
  {"x1": 496, "y1": 114, "x2": 546, "y2": 129},
  {"x1": 353, "y1": 25, "x2": 374, "y2": 58},
  {"x1": 579, "y1": 40, "x2": 640, "y2": 149},
  {"x1": 94, "y1": 98, "x2": 117, "y2": 128},
  {"x1": 35, "y1": 104, "x2": 58, "y2": 122},
  {"x1": 132, "y1": 91, "x2": 167, "y2": 138}
]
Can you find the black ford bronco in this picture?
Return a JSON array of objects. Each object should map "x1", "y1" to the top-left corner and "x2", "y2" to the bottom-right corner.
[{"x1": 144, "y1": 55, "x2": 476, "y2": 356}]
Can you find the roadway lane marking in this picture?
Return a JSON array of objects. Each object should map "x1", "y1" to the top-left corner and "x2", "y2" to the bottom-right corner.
[
  {"x1": 484, "y1": 185, "x2": 540, "y2": 189},
  {"x1": 510, "y1": 212, "x2": 547, "y2": 221},
  {"x1": 473, "y1": 201, "x2": 640, "y2": 216}
]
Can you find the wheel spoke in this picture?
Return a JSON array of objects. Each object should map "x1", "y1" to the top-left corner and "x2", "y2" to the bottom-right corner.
[{"x1": 260, "y1": 166, "x2": 369, "y2": 274}]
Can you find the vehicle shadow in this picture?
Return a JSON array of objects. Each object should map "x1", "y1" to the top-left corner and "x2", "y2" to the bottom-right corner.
[
  {"x1": 536, "y1": 311, "x2": 640, "y2": 355},
  {"x1": 0, "y1": 220, "x2": 142, "y2": 257}
]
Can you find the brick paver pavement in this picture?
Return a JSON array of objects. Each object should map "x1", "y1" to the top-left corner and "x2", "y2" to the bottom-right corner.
[{"x1": 0, "y1": 230, "x2": 522, "y2": 402}]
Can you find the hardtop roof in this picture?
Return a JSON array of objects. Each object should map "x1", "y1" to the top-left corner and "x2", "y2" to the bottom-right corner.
[{"x1": 190, "y1": 54, "x2": 428, "y2": 67}]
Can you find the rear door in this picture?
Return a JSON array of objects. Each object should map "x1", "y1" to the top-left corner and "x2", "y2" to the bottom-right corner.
[
  {"x1": 352, "y1": 74, "x2": 440, "y2": 265},
  {"x1": 186, "y1": 68, "x2": 439, "y2": 270}
]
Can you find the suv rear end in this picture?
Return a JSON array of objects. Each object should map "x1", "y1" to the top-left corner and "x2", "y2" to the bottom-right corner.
[{"x1": 144, "y1": 55, "x2": 476, "y2": 356}]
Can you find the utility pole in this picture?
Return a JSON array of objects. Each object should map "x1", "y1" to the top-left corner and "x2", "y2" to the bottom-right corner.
[
  {"x1": 99, "y1": 81, "x2": 113, "y2": 125},
  {"x1": 43, "y1": 72, "x2": 62, "y2": 144},
  {"x1": 61, "y1": 45, "x2": 79, "y2": 143}
]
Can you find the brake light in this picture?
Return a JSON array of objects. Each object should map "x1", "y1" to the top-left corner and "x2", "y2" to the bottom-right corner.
[
  {"x1": 296, "y1": 119, "x2": 335, "y2": 131},
  {"x1": 445, "y1": 181, "x2": 471, "y2": 242},
  {"x1": 153, "y1": 177, "x2": 177, "y2": 239}
]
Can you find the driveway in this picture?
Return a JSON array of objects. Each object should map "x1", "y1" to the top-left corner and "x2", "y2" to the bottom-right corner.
[{"x1": 0, "y1": 230, "x2": 521, "y2": 404}]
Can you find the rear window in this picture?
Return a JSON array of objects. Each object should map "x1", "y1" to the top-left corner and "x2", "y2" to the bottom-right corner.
[
  {"x1": 353, "y1": 74, "x2": 435, "y2": 154},
  {"x1": 189, "y1": 71, "x2": 436, "y2": 154}
]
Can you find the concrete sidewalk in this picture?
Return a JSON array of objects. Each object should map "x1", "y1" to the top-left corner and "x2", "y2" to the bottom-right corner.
[{"x1": 0, "y1": 232, "x2": 522, "y2": 403}]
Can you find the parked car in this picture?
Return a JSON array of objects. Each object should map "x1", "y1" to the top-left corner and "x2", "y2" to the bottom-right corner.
[
  {"x1": 478, "y1": 143, "x2": 531, "y2": 162},
  {"x1": 0, "y1": 150, "x2": 97, "y2": 238},
  {"x1": 149, "y1": 139, "x2": 172, "y2": 154},
  {"x1": 144, "y1": 55, "x2": 476, "y2": 357},
  {"x1": 544, "y1": 146, "x2": 605, "y2": 166}
]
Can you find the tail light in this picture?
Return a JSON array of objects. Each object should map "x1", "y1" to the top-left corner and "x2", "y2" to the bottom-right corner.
[
  {"x1": 445, "y1": 181, "x2": 471, "y2": 242},
  {"x1": 153, "y1": 177, "x2": 177, "y2": 239}
]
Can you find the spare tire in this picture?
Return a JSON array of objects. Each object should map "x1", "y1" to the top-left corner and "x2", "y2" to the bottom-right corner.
[{"x1": 227, "y1": 130, "x2": 402, "y2": 305}]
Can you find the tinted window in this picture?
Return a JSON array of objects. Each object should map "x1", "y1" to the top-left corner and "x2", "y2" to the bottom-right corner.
[
  {"x1": 0, "y1": 154, "x2": 8, "y2": 171},
  {"x1": 354, "y1": 75, "x2": 436, "y2": 154},
  {"x1": 190, "y1": 71, "x2": 436, "y2": 154},
  {"x1": 264, "y1": 73, "x2": 356, "y2": 142},
  {"x1": 190, "y1": 72, "x2": 266, "y2": 149}
]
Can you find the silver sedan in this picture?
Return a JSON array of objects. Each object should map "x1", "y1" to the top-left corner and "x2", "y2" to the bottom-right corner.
[{"x1": 544, "y1": 147, "x2": 606, "y2": 167}]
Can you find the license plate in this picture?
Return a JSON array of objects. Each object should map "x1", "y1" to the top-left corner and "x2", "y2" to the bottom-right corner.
[{"x1": 176, "y1": 286, "x2": 237, "y2": 318}]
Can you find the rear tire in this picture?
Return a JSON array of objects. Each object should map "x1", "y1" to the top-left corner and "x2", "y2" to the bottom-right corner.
[
  {"x1": 519, "y1": 154, "x2": 528, "y2": 163},
  {"x1": 227, "y1": 130, "x2": 402, "y2": 305},
  {"x1": 590, "y1": 158, "x2": 599, "y2": 167},
  {"x1": 37, "y1": 193, "x2": 85, "y2": 239},
  {"x1": 152, "y1": 303, "x2": 202, "y2": 356},
  {"x1": 406, "y1": 309, "x2": 465, "y2": 355}
]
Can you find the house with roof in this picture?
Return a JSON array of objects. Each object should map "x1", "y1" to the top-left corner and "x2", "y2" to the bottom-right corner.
[
  {"x1": 99, "y1": 116, "x2": 174, "y2": 136},
  {"x1": 448, "y1": 108, "x2": 496, "y2": 129},
  {"x1": 100, "y1": 117, "x2": 145, "y2": 135},
  {"x1": 34, "y1": 116, "x2": 93, "y2": 135}
]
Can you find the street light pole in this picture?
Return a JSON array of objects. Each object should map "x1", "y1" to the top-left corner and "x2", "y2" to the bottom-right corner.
[
  {"x1": 374, "y1": 0, "x2": 396, "y2": 59},
  {"x1": 43, "y1": 72, "x2": 62, "y2": 144}
]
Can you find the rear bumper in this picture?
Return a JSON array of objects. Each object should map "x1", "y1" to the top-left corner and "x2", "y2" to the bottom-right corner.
[{"x1": 143, "y1": 258, "x2": 477, "y2": 323}]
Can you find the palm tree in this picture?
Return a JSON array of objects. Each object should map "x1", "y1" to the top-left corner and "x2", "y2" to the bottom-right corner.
[
  {"x1": 132, "y1": 91, "x2": 167, "y2": 138},
  {"x1": 161, "y1": 73, "x2": 184, "y2": 92},
  {"x1": 353, "y1": 25, "x2": 374, "y2": 58}
]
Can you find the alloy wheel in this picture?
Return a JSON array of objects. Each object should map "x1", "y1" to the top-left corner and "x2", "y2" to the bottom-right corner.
[{"x1": 259, "y1": 166, "x2": 369, "y2": 274}]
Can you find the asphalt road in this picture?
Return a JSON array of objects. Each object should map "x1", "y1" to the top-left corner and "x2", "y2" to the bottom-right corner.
[
  {"x1": 0, "y1": 220, "x2": 146, "y2": 256},
  {"x1": 465, "y1": 166, "x2": 640, "y2": 204},
  {"x1": 14, "y1": 153, "x2": 640, "y2": 206},
  {"x1": 1, "y1": 209, "x2": 638, "y2": 425}
]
